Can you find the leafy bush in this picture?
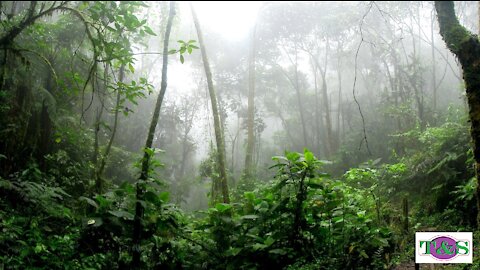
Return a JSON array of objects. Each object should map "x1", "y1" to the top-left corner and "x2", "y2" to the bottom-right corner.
[{"x1": 179, "y1": 149, "x2": 393, "y2": 269}]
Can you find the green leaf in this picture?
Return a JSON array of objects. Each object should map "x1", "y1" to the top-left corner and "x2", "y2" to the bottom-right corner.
[
  {"x1": 220, "y1": 216, "x2": 232, "y2": 223},
  {"x1": 128, "y1": 63, "x2": 135, "y2": 73},
  {"x1": 79, "y1": 196, "x2": 99, "y2": 209},
  {"x1": 143, "y1": 191, "x2": 158, "y2": 204},
  {"x1": 227, "y1": 247, "x2": 241, "y2": 256},
  {"x1": 241, "y1": 214, "x2": 259, "y2": 220},
  {"x1": 136, "y1": 199, "x2": 147, "y2": 208},
  {"x1": 95, "y1": 195, "x2": 111, "y2": 209},
  {"x1": 357, "y1": 210, "x2": 366, "y2": 217},
  {"x1": 168, "y1": 49, "x2": 177, "y2": 54},
  {"x1": 215, "y1": 203, "x2": 232, "y2": 212},
  {"x1": 264, "y1": 236, "x2": 275, "y2": 247},
  {"x1": 269, "y1": 248, "x2": 287, "y2": 255},
  {"x1": 431, "y1": 183, "x2": 445, "y2": 190},
  {"x1": 359, "y1": 250, "x2": 369, "y2": 259},
  {"x1": 108, "y1": 210, "x2": 134, "y2": 220},
  {"x1": 159, "y1": 191, "x2": 169, "y2": 202},
  {"x1": 271, "y1": 156, "x2": 288, "y2": 162},
  {"x1": 307, "y1": 181, "x2": 322, "y2": 189},
  {"x1": 286, "y1": 151, "x2": 300, "y2": 162},
  {"x1": 304, "y1": 150, "x2": 314, "y2": 163},
  {"x1": 244, "y1": 191, "x2": 255, "y2": 201},
  {"x1": 144, "y1": 25, "x2": 156, "y2": 36},
  {"x1": 144, "y1": 147, "x2": 155, "y2": 157},
  {"x1": 180, "y1": 54, "x2": 184, "y2": 64},
  {"x1": 34, "y1": 244, "x2": 45, "y2": 254},
  {"x1": 252, "y1": 243, "x2": 266, "y2": 250},
  {"x1": 333, "y1": 217, "x2": 344, "y2": 223},
  {"x1": 20, "y1": 248, "x2": 30, "y2": 257}
]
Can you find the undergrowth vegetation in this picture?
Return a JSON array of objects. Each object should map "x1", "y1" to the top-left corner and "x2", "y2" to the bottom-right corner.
[
  {"x1": 1, "y1": 112, "x2": 477, "y2": 269},
  {"x1": 1, "y1": 1, "x2": 479, "y2": 269}
]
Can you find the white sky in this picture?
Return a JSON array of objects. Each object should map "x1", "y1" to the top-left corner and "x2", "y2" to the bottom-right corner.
[
  {"x1": 189, "y1": 1, "x2": 263, "y2": 41},
  {"x1": 159, "y1": 1, "x2": 264, "y2": 97}
]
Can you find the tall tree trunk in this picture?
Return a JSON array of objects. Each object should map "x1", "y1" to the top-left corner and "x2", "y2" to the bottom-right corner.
[
  {"x1": 336, "y1": 42, "x2": 343, "y2": 148},
  {"x1": 92, "y1": 107, "x2": 102, "y2": 177},
  {"x1": 321, "y1": 38, "x2": 333, "y2": 156},
  {"x1": 435, "y1": 1, "x2": 480, "y2": 227},
  {"x1": 308, "y1": 47, "x2": 333, "y2": 156},
  {"x1": 431, "y1": 10, "x2": 437, "y2": 113},
  {"x1": 132, "y1": 2, "x2": 175, "y2": 267},
  {"x1": 191, "y1": 4, "x2": 230, "y2": 204},
  {"x1": 92, "y1": 66, "x2": 107, "y2": 190},
  {"x1": 293, "y1": 46, "x2": 308, "y2": 147},
  {"x1": 311, "y1": 58, "x2": 327, "y2": 157},
  {"x1": 37, "y1": 100, "x2": 52, "y2": 171},
  {"x1": 312, "y1": 60, "x2": 320, "y2": 154},
  {"x1": 230, "y1": 112, "x2": 241, "y2": 180},
  {"x1": 282, "y1": 43, "x2": 308, "y2": 148},
  {"x1": 244, "y1": 22, "x2": 256, "y2": 178},
  {"x1": 96, "y1": 64, "x2": 125, "y2": 193},
  {"x1": 179, "y1": 99, "x2": 197, "y2": 181}
]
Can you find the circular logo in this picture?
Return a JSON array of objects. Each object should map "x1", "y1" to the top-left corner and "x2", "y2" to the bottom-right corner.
[{"x1": 430, "y1": 236, "x2": 457, "y2": 260}]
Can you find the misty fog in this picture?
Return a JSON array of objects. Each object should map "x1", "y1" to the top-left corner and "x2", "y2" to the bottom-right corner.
[{"x1": 1, "y1": 1, "x2": 479, "y2": 269}]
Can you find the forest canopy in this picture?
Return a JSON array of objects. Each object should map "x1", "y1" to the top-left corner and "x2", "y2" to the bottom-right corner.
[{"x1": 0, "y1": 1, "x2": 479, "y2": 269}]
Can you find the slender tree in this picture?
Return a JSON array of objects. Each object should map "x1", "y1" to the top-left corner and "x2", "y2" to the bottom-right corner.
[
  {"x1": 132, "y1": 2, "x2": 175, "y2": 267},
  {"x1": 309, "y1": 47, "x2": 333, "y2": 157},
  {"x1": 96, "y1": 64, "x2": 125, "y2": 193},
  {"x1": 244, "y1": 22, "x2": 257, "y2": 178},
  {"x1": 319, "y1": 38, "x2": 334, "y2": 156},
  {"x1": 431, "y1": 9, "x2": 437, "y2": 112},
  {"x1": 435, "y1": 1, "x2": 480, "y2": 226},
  {"x1": 191, "y1": 4, "x2": 230, "y2": 203}
]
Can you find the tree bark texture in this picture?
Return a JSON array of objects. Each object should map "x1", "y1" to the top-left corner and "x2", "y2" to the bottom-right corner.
[
  {"x1": 191, "y1": 4, "x2": 230, "y2": 204},
  {"x1": 435, "y1": 1, "x2": 480, "y2": 227},
  {"x1": 132, "y1": 2, "x2": 175, "y2": 267}
]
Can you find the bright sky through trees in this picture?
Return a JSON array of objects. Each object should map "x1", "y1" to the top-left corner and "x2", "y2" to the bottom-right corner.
[{"x1": 191, "y1": 1, "x2": 262, "y2": 40}]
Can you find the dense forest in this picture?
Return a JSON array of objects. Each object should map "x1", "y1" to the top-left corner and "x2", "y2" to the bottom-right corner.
[{"x1": 1, "y1": 1, "x2": 480, "y2": 269}]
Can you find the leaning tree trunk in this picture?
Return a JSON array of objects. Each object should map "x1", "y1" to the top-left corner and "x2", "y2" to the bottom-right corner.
[
  {"x1": 244, "y1": 22, "x2": 256, "y2": 179},
  {"x1": 435, "y1": 1, "x2": 480, "y2": 227},
  {"x1": 191, "y1": 4, "x2": 230, "y2": 204},
  {"x1": 131, "y1": 2, "x2": 175, "y2": 267}
]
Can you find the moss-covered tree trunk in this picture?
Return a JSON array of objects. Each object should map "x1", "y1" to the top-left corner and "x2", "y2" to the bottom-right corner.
[
  {"x1": 131, "y1": 2, "x2": 175, "y2": 267},
  {"x1": 191, "y1": 4, "x2": 230, "y2": 204},
  {"x1": 435, "y1": 1, "x2": 480, "y2": 226}
]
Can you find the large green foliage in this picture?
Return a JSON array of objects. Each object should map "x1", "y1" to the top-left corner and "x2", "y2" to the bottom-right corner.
[
  {"x1": 0, "y1": 1, "x2": 477, "y2": 270},
  {"x1": 176, "y1": 149, "x2": 393, "y2": 269}
]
